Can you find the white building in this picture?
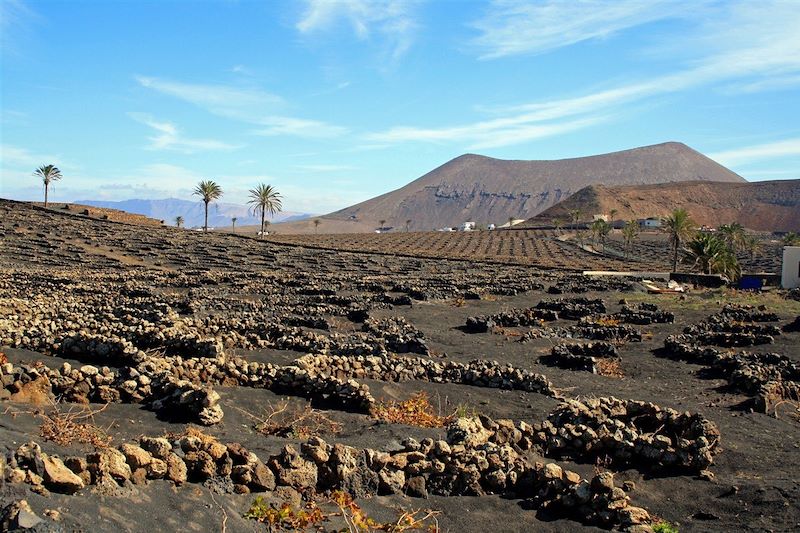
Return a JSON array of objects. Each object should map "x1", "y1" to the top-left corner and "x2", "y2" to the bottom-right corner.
[
  {"x1": 782, "y1": 246, "x2": 800, "y2": 289},
  {"x1": 459, "y1": 221, "x2": 476, "y2": 231},
  {"x1": 639, "y1": 218, "x2": 661, "y2": 229}
]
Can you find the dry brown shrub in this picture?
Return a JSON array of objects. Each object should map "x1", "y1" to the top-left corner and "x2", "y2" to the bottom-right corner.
[
  {"x1": 242, "y1": 401, "x2": 342, "y2": 439},
  {"x1": 596, "y1": 358, "x2": 625, "y2": 378},
  {"x1": 491, "y1": 326, "x2": 524, "y2": 339},
  {"x1": 38, "y1": 402, "x2": 112, "y2": 448},
  {"x1": 0, "y1": 352, "x2": 7, "y2": 364},
  {"x1": 372, "y1": 391, "x2": 453, "y2": 428}
]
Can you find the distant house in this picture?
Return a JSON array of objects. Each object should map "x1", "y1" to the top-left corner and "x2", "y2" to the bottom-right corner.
[
  {"x1": 639, "y1": 217, "x2": 661, "y2": 229},
  {"x1": 459, "y1": 221, "x2": 476, "y2": 231}
]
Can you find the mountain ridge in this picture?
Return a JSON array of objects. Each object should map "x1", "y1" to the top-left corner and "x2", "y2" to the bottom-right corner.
[
  {"x1": 272, "y1": 142, "x2": 745, "y2": 233},
  {"x1": 525, "y1": 179, "x2": 800, "y2": 232},
  {"x1": 76, "y1": 198, "x2": 314, "y2": 228}
]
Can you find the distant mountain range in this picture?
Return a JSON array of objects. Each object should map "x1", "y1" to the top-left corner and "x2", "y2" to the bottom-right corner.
[
  {"x1": 273, "y1": 141, "x2": 745, "y2": 233},
  {"x1": 76, "y1": 198, "x2": 313, "y2": 228},
  {"x1": 526, "y1": 179, "x2": 800, "y2": 232}
]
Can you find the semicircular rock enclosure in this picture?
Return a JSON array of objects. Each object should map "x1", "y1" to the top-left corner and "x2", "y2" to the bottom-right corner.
[{"x1": 1, "y1": 199, "x2": 799, "y2": 533}]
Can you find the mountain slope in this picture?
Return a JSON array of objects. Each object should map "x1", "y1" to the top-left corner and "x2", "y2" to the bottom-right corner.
[
  {"x1": 274, "y1": 142, "x2": 745, "y2": 233},
  {"x1": 526, "y1": 179, "x2": 800, "y2": 232},
  {"x1": 77, "y1": 198, "x2": 313, "y2": 228}
]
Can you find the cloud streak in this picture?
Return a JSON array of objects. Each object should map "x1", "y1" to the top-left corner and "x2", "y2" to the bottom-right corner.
[
  {"x1": 709, "y1": 138, "x2": 800, "y2": 167},
  {"x1": 128, "y1": 113, "x2": 240, "y2": 153},
  {"x1": 471, "y1": 0, "x2": 685, "y2": 59},
  {"x1": 136, "y1": 76, "x2": 349, "y2": 139},
  {"x1": 297, "y1": 0, "x2": 418, "y2": 60}
]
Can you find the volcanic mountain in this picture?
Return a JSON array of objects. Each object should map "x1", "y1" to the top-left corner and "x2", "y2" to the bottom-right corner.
[
  {"x1": 525, "y1": 179, "x2": 800, "y2": 232},
  {"x1": 273, "y1": 142, "x2": 745, "y2": 233}
]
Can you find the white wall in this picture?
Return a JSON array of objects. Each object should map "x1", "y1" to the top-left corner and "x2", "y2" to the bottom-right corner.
[{"x1": 782, "y1": 246, "x2": 800, "y2": 289}]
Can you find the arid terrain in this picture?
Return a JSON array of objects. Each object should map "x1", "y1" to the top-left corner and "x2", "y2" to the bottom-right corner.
[{"x1": 1, "y1": 198, "x2": 799, "y2": 533}]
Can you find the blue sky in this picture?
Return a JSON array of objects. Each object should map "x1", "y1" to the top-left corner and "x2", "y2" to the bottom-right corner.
[{"x1": 2, "y1": 0, "x2": 799, "y2": 213}]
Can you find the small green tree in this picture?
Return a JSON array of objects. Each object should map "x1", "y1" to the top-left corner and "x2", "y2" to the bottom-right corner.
[
  {"x1": 683, "y1": 233, "x2": 740, "y2": 280},
  {"x1": 405, "y1": 219, "x2": 412, "y2": 232},
  {"x1": 379, "y1": 219, "x2": 386, "y2": 230},
  {"x1": 231, "y1": 217, "x2": 237, "y2": 232},
  {"x1": 314, "y1": 219, "x2": 321, "y2": 234},
  {"x1": 591, "y1": 219, "x2": 611, "y2": 251},
  {"x1": 33, "y1": 165, "x2": 63, "y2": 207},
  {"x1": 781, "y1": 232, "x2": 800, "y2": 246},
  {"x1": 175, "y1": 215, "x2": 184, "y2": 228}
]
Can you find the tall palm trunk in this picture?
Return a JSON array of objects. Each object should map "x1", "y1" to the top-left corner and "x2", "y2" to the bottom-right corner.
[
  {"x1": 672, "y1": 238, "x2": 679, "y2": 272},
  {"x1": 204, "y1": 201, "x2": 209, "y2": 232},
  {"x1": 260, "y1": 207, "x2": 266, "y2": 239},
  {"x1": 44, "y1": 184, "x2": 49, "y2": 207}
]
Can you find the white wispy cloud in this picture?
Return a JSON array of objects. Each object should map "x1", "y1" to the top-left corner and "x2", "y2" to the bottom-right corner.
[
  {"x1": 367, "y1": 115, "x2": 605, "y2": 149},
  {"x1": 128, "y1": 113, "x2": 240, "y2": 153},
  {"x1": 472, "y1": 0, "x2": 685, "y2": 59},
  {"x1": 252, "y1": 116, "x2": 348, "y2": 138},
  {"x1": 136, "y1": 76, "x2": 349, "y2": 139},
  {"x1": 135, "y1": 76, "x2": 283, "y2": 119},
  {"x1": 369, "y1": 2, "x2": 800, "y2": 149},
  {"x1": 296, "y1": 0, "x2": 418, "y2": 60},
  {"x1": 709, "y1": 138, "x2": 800, "y2": 167}
]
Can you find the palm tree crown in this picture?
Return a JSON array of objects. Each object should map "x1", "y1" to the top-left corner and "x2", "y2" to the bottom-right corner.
[
  {"x1": 193, "y1": 180, "x2": 223, "y2": 232},
  {"x1": 33, "y1": 164, "x2": 63, "y2": 207},
  {"x1": 248, "y1": 183, "x2": 282, "y2": 238}
]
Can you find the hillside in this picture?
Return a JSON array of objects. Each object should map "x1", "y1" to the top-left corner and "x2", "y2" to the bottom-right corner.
[
  {"x1": 526, "y1": 179, "x2": 800, "y2": 232},
  {"x1": 272, "y1": 142, "x2": 744, "y2": 234},
  {"x1": 78, "y1": 198, "x2": 313, "y2": 228}
]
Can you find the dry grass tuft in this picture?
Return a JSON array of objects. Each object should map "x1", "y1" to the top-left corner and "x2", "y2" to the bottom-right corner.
[
  {"x1": 596, "y1": 358, "x2": 625, "y2": 378},
  {"x1": 38, "y1": 401, "x2": 112, "y2": 448},
  {"x1": 372, "y1": 391, "x2": 453, "y2": 428},
  {"x1": 243, "y1": 401, "x2": 342, "y2": 440}
]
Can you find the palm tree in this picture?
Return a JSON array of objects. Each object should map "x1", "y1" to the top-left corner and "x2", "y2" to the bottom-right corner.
[
  {"x1": 405, "y1": 219, "x2": 412, "y2": 232},
  {"x1": 591, "y1": 219, "x2": 611, "y2": 251},
  {"x1": 569, "y1": 209, "x2": 581, "y2": 230},
  {"x1": 175, "y1": 216, "x2": 184, "y2": 228},
  {"x1": 663, "y1": 208, "x2": 696, "y2": 272},
  {"x1": 718, "y1": 222, "x2": 746, "y2": 252},
  {"x1": 622, "y1": 220, "x2": 639, "y2": 259},
  {"x1": 247, "y1": 183, "x2": 282, "y2": 238},
  {"x1": 33, "y1": 165, "x2": 63, "y2": 207},
  {"x1": 683, "y1": 233, "x2": 740, "y2": 280},
  {"x1": 508, "y1": 216, "x2": 515, "y2": 228},
  {"x1": 553, "y1": 218, "x2": 564, "y2": 235},
  {"x1": 193, "y1": 180, "x2": 223, "y2": 232},
  {"x1": 313, "y1": 219, "x2": 321, "y2": 234},
  {"x1": 379, "y1": 219, "x2": 386, "y2": 230},
  {"x1": 231, "y1": 217, "x2": 237, "y2": 232},
  {"x1": 742, "y1": 234, "x2": 761, "y2": 261},
  {"x1": 608, "y1": 209, "x2": 618, "y2": 223}
]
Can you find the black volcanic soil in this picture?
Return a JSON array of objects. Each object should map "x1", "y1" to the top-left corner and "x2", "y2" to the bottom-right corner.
[{"x1": 1, "y1": 198, "x2": 799, "y2": 533}]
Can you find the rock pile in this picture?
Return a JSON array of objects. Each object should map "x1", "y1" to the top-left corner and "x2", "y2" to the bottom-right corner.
[
  {"x1": 535, "y1": 297, "x2": 607, "y2": 320},
  {"x1": 533, "y1": 397, "x2": 720, "y2": 472},
  {"x1": 612, "y1": 303, "x2": 674, "y2": 325},
  {"x1": 465, "y1": 307, "x2": 558, "y2": 333},
  {"x1": 546, "y1": 342, "x2": 620, "y2": 373}
]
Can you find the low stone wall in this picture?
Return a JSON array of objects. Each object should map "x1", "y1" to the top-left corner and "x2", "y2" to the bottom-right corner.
[{"x1": 2, "y1": 415, "x2": 654, "y2": 531}]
